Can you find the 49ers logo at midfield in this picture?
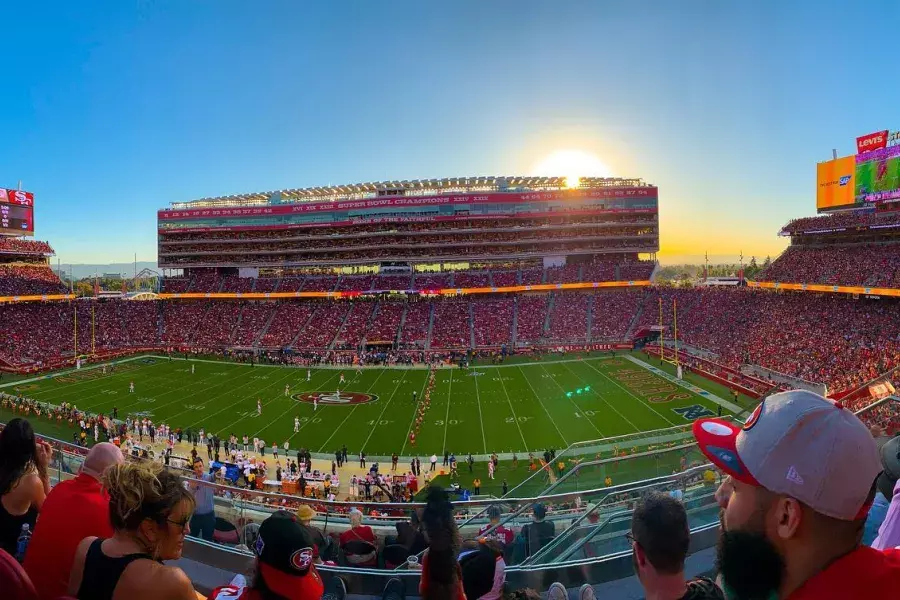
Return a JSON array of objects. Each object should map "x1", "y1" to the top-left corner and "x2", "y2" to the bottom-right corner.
[{"x1": 292, "y1": 391, "x2": 378, "y2": 405}]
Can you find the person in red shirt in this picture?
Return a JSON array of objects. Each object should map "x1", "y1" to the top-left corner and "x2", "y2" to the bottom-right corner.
[
  {"x1": 23, "y1": 441, "x2": 123, "y2": 600},
  {"x1": 693, "y1": 390, "x2": 900, "y2": 600},
  {"x1": 339, "y1": 508, "x2": 377, "y2": 566},
  {"x1": 477, "y1": 505, "x2": 514, "y2": 548},
  {"x1": 208, "y1": 511, "x2": 325, "y2": 600}
]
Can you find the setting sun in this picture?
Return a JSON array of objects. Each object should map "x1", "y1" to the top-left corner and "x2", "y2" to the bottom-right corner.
[{"x1": 531, "y1": 150, "x2": 614, "y2": 188}]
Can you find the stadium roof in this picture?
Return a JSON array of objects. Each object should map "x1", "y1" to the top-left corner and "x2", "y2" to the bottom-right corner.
[{"x1": 166, "y1": 176, "x2": 649, "y2": 210}]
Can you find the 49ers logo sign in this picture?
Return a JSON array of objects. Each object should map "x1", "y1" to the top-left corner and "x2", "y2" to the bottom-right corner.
[{"x1": 292, "y1": 391, "x2": 378, "y2": 405}]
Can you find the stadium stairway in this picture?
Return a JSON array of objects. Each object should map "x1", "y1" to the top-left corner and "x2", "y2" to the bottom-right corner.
[
  {"x1": 395, "y1": 303, "x2": 407, "y2": 347},
  {"x1": 511, "y1": 297, "x2": 519, "y2": 345},
  {"x1": 543, "y1": 293, "x2": 555, "y2": 338},
  {"x1": 328, "y1": 305, "x2": 355, "y2": 351},
  {"x1": 253, "y1": 304, "x2": 278, "y2": 346},
  {"x1": 228, "y1": 304, "x2": 245, "y2": 345},
  {"x1": 424, "y1": 303, "x2": 435, "y2": 350},
  {"x1": 585, "y1": 295, "x2": 594, "y2": 341},
  {"x1": 468, "y1": 302, "x2": 476, "y2": 348},
  {"x1": 288, "y1": 303, "x2": 321, "y2": 348}
]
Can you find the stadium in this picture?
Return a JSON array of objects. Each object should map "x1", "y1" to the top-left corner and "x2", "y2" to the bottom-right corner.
[{"x1": 3, "y1": 148, "x2": 900, "y2": 596}]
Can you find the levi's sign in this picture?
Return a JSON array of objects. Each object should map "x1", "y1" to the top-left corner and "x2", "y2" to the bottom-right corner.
[{"x1": 857, "y1": 130, "x2": 889, "y2": 154}]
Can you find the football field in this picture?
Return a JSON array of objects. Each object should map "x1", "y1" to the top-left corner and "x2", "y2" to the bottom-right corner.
[{"x1": 0, "y1": 352, "x2": 741, "y2": 458}]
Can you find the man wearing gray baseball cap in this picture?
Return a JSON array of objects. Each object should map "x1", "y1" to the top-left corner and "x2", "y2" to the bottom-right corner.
[{"x1": 692, "y1": 389, "x2": 900, "y2": 599}]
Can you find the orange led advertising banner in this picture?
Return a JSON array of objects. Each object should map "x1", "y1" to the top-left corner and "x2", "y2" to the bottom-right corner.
[{"x1": 816, "y1": 156, "x2": 857, "y2": 210}]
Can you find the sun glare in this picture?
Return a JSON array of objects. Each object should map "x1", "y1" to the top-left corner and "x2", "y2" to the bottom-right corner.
[{"x1": 531, "y1": 150, "x2": 613, "y2": 188}]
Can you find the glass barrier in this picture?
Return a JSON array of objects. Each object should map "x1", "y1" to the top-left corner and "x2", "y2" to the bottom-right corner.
[{"x1": 2, "y1": 420, "x2": 725, "y2": 572}]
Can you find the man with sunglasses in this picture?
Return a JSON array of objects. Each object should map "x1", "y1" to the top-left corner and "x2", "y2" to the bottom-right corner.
[
  {"x1": 628, "y1": 492, "x2": 723, "y2": 599},
  {"x1": 693, "y1": 389, "x2": 900, "y2": 599}
]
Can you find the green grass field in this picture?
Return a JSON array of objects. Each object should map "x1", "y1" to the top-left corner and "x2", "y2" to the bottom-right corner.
[{"x1": 0, "y1": 352, "x2": 738, "y2": 459}]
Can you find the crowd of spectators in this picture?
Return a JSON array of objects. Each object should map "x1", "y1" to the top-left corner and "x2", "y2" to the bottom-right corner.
[
  {"x1": 472, "y1": 298, "x2": 514, "y2": 346},
  {"x1": 780, "y1": 209, "x2": 900, "y2": 235},
  {"x1": 398, "y1": 301, "x2": 431, "y2": 349},
  {"x1": 591, "y1": 290, "x2": 644, "y2": 340},
  {"x1": 160, "y1": 213, "x2": 658, "y2": 244},
  {"x1": 162, "y1": 258, "x2": 654, "y2": 295},
  {"x1": 0, "y1": 265, "x2": 67, "y2": 295},
  {"x1": 258, "y1": 302, "x2": 316, "y2": 347},
  {"x1": 333, "y1": 302, "x2": 377, "y2": 349},
  {"x1": 515, "y1": 295, "x2": 550, "y2": 343},
  {"x1": 547, "y1": 293, "x2": 589, "y2": 342},
  {"x1": 232, "y1": 303, "x2": 276, "y2": 346},
  {"x1": 758, "y1": 243, "x2": 900, "y2": 288},
  {"x1": 0, "y1": 238, "x2": 54, "y2": 255},
  {"x1": 430, "y1": 300, "x2": 471, "y2": 349},
  {"x1": 294, "y1": 302, "x2": 352, "y2": 349}
]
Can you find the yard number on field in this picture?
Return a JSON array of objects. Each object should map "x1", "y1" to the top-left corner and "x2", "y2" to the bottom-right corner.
[{"x1": 505, "y1": 416, "x2": 533, "y2": 423}]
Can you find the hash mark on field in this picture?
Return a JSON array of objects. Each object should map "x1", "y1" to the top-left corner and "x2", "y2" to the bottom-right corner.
[
  {"x1": 472, "y1": 368, "x2": 488, "y2": 453},
  {"x1": 537, "y1": 363, "x2": 606, "y2": 437},
  {"x1": 496, "y1": 371, "x2": 528, "y2": 451},
  {"x1": 400, "y1": 372, "x2": 431, "y2": 455},
  {"x1": 316, "y1": 369, "x2": 387, "y2": 452},
  {"x1": 441, "y1": 369, "x2": 453, "y2": 455},
  {"x1": 517, "y1": 366, "x2": 568, "y2": 446},
  {"x1": 359, "y1": 370, "x2": 409, "y2": 452}
]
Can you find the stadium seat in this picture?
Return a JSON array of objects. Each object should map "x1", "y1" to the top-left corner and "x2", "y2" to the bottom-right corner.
[{"x1": 0, "y1": 549, "x2": 38, "y2": 600}]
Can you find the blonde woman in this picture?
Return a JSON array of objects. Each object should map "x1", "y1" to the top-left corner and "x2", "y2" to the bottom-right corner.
[{"x1": 67, "y1": 461, "x2": 197, "y2": 600}]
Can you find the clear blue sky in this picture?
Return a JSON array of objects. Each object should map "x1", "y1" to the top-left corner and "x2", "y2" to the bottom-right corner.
[{"x1": 2, "y1": 0, "x2": 897, "y2": 265}]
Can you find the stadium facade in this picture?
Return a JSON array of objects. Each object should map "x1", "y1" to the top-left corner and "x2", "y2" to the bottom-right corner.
[{"x1": 157, "y1": 176, "x2": 658, "y2": 273}]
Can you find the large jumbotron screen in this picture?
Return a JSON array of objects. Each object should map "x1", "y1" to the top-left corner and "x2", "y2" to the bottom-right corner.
[
  {"x1": 855, "y1": 145, "x2": 900, "y2": 204},
  {"x1": 0, "y1": 188, "x2": 34, "y2": 236}
]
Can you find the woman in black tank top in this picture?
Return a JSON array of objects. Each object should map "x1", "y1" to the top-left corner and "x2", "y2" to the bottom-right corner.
[
  {"x1": 77, "y1": 538, "x2": 154, "y2": 600},
  {"x1": 0, "y1": 418, "x2": 53, "y2": 557},
  {"x1": 67, "y1": 461, "x2": 197, "y2": 600}
]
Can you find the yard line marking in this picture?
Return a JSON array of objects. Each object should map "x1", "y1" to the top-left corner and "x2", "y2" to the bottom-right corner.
[
  {"x1": 537, "y1": 363, "x2": 607, "y2": 436},
  {"x1": 316, "y1": 368, "x2": 388, "y2": 453},
  {"x1": 472, "y1": 370, "x2": 488, "y2": 453},
  {"x1": 577, "y1": 360, "x2": 678, "y2": 426},
  {"x1": 400, "y1": 371, "x2": 431, "y2": 455},
  {"x1": 441, "y1": 370, "x2": 454, "y2": 454},
  {"x1": 517, "y1": 366, "x2": 568, "y2": 446},
  {"x1": 556, "y1": 361, "x2": 645, "y2": 431},
  {"x1": 496, "y1": 371, "x2": 528, "y2": 452},
  {"x1": 359, "y1": 370, "x2": 410, "y2": 452}
]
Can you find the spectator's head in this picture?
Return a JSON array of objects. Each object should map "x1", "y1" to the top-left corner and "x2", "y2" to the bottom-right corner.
[
  {"x1": 103, "y1": 461, "x2": 195, "y2": 561},
  {"x1": 81, "y1": 442, "x2": 123, "y2": 480},
  {"x1": 487, "y1": 505, "x2": 501, "y2": 524},
  {"x1": 460, "y1": 541, "x2": 504, "y2": 600},
  {"x1": 192, "y1": 459, "x2": 205, "y2": 477},
  {"x1": 251, "y1": 512, "x2": 322, "y2": 600},
  {"x1": 629, "y1": 492, "x2": 690, "y2": 593},
  {"x1": 349, "y1": 508, "x2": 363, "y2": 528},
  {"x1": 296, "y1": 504, "x2": 315, "y2": 525},
  {"x1": 693, "y1": 390, "x2": 882, "y2": 599},
  {"x1": 0, "y1": 418, "x2": 40, "y2": 495},
  {"x1": 532, "y1": 503, "x2": 546, "y2": 522}
]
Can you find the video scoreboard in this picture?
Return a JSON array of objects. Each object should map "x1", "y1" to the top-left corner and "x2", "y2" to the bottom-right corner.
[{"x1": 0, "y1": 188, "x2": 34, "y2": 236}]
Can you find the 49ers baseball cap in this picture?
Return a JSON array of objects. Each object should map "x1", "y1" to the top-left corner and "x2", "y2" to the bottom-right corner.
[
  {"x1": 254, "y1": 513, "x2": 323, "y2": 600},
  {"x1": 693, "y1": 389, "x2": 882, "y2": 521}
]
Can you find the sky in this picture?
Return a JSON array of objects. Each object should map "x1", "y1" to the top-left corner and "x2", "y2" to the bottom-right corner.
[{"x1": 2, "y1": 0, "x2": 898, "y2": 266}]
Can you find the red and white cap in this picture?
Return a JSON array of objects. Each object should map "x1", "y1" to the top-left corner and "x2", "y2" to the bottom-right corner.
[{"x1": 693, "y1": 389, "x2": 882, "y2": 521}]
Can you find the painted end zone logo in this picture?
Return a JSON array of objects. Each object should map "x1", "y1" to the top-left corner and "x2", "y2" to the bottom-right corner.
[{"x1": 292, "y1": 391, "x2": 378, "y2": 405}]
